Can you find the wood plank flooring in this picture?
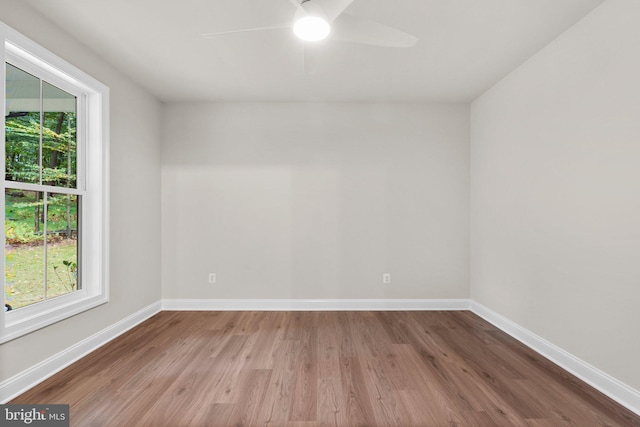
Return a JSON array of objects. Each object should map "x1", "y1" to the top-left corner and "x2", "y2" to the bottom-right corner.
[{"x1": 11, "y1": 311, "x2": 640, "y2": 426}]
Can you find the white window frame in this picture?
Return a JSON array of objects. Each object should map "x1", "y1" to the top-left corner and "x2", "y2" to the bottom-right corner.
[{"x1": 0, "y1": 21, "x2": 109, "y2": 344}]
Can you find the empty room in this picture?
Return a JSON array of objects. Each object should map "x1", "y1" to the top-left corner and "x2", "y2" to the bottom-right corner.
[{"x1": 1, "y1": 0, "x2": 639, "y2": 425}]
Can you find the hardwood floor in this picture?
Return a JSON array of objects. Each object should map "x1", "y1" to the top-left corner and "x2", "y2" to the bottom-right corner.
[{"x1": 11, "y1": 311, "x2": 640, "y2": 426}]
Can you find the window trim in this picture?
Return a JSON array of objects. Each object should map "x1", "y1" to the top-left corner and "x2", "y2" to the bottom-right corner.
[{"x1": 1, "y1": 20, "x2": 109, "y2": 344}]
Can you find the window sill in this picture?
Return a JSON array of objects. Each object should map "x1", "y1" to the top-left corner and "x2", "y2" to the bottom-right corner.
[{"x1": 1, "y1": 292, "x2": 108, "y2": 344}]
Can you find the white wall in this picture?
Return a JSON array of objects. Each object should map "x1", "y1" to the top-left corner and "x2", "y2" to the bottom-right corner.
[
  {"x1": 162, "y1": 103, "x2": 469, "y2": 300},
  {"x1": 0, "y1": 3, "x2": 162, "y2": 382},
  {"x1": 471, "y1": 0, "x2": 640, "y2": 391}
]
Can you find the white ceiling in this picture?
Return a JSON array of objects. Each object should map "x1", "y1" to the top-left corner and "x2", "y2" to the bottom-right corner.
[{"x1": 23, "y1": 0, "x2": 604, "y2": 103}]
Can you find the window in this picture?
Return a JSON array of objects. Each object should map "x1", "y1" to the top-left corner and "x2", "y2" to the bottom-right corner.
[{"x1": 1, "y1": 21, "x2": 109, "y2": 343}]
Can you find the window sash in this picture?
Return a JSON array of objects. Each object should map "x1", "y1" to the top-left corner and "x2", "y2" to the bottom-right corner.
[
  {"x1": 5, "y1": 48, "x2": 86, "y2": 100},
  {"x1": 4, "y1": 60, "x2": 84, "y2": 312},
  {"x1": 5, "y1": 57, "x2": 86, "y2": 192},
  {"x1": 4, "y1": 181, "x2": 84, "y2": 196}
]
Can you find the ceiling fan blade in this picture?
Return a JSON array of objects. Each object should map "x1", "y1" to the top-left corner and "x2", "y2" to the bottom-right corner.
[
  {"x1": 314, "y1": 0, "x2": 354, "y2": 23},
  {"x1": 331, "y1": 13, "x2": 418, "y2": 48},
  {"x1": 201, "y1": 25, "x2": 290, "y2": 39},
  {"x1": 303, "y1": 44, "x2": 322, "y2": 74}
]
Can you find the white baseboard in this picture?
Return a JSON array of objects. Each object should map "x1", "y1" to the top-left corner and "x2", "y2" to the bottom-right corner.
[
  {"x1": 0, "y1": 301, "x2": 162, "y2": 404},
  {"x1": 161, "y1": 298, "x2": 471, "y2": 311},
  {"x1": 470, "y1": 301, "x2": 640, "y2": 417}
]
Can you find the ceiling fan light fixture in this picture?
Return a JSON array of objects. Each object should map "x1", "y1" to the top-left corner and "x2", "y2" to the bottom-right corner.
[
  {"x1": 293, "y1": 1, "x2": 330, "y2": 42},
  {"x1": 293, "y1": 15, "x2": 330, "y2": 41}
]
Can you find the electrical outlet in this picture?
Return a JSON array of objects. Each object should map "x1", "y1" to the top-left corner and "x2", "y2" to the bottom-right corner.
[
  {"x1": 208, "y1": 273, "x2": 216, "y2": 284},
  {"x1": 383, "y1": 273, "x2": 391, "y2": 284}
]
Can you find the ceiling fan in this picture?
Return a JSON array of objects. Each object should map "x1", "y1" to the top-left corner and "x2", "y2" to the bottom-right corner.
[{"x1": 200, "y1": 0, "x2": 418, "y2": 71}]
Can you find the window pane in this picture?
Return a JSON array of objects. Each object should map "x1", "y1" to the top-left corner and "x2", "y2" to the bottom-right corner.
[
  {"x1": 46, "y1": 193, "x2": 79, "y2": 299},
  {"x1": 42, "y1": 82, "x2": 77, "y2": 188},
  {"x1": 5, "y1": 64, "x2": 41, "y2": 183},
  {"x1": 5, "y1": 189, "x2": 45, "y2": 309}
]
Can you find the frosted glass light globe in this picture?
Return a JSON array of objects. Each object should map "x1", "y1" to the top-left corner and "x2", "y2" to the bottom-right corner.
[{"x1": 293, "y1": 16, "x2": 330, "y2": 42}]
